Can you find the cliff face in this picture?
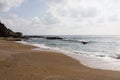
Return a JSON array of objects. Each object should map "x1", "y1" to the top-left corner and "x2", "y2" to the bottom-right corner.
[
  {"x1": 0, "y1": 22, "x2": 8, "y2": 37},
  {"x1": 0, "y1": 21, "x2": 23, "y2": 38}
]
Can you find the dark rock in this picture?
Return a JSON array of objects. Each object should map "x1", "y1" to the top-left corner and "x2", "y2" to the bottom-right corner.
[
  {"x1": 0, "y1": 22, "x2": 8, "y2": 37},
  {"x1": 81, "y1": 41, "x2": 89, "y2": 44},
  {"x1": 24, "y1": 35, "x2": 64, "y2": 40},
  {"x1": 23, "y1": 35, "x2": 45, "y2": 38},
  {"x1": 0, "y1": 21, "x2": 23, "y2": 38},
  {"x1": 45, "y1": 37, "x2": 63, "y2": 40},
  {"x1": 115, "y1": 56, "x2": 120, "y2": 59},
  {"x1": 7, "y1": 28, "x2": 16, "y2": 37},
  {"x1": 14, "y1": 32, "x2": 23, "y2": 38}
]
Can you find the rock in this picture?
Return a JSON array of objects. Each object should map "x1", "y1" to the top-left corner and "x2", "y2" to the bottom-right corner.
[
  {"x1": 81, "y1": 41, "x2": 89, "y2": 44},
  {"x1": 0, "y1": 21, "x2": 23, "y2": 38},
  {"x1": 7, "y1": 28, "x2": 16, "y2": 37},
  {"x1": 14, "y1": 32, "x2": 23, "y2": 38},
  {"x1": 45, "y1": 37, "x2": 63, "y2": 40},
  {"x1": 23, "y1": 35, "x2": 45, "y2": 38},
  {"x1": 115, "y1": 55, "x2": 120, "y2": 59},
  {"x1": 0, "y1": 22, "x2": 8, "y2": 37},
  {"x1": 23, "y1": 36, "x2": 64, "y2": 40}
]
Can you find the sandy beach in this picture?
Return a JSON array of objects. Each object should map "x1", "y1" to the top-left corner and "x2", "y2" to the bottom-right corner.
[{"x1": 0, "y1": 39, "x2": 120, "y2": 80}]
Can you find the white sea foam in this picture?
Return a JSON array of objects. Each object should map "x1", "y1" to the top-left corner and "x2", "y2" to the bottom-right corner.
[
  {"x1": 16, "y1": 41, "x2": 28, "y2": 44},
  {"x1": 16, "y1": 36, "x2": 120, "y2": 71},
  {"x1": 32, "y1": 44, "x2": 51, "y2": 50},
  {"x1": 67, "y1": 53, "x2": 120, "y2": 71},
  {"x1": 33, "y1": 46, "x2": 120, "y2": 71},
  {"x1": 30, "y1": 43, "x2": 120, "y2": 71}
]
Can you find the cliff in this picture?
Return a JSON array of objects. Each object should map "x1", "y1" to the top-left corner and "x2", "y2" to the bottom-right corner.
[{"x1": 0, "y1": 21, "x2": 23, "y2": 38}]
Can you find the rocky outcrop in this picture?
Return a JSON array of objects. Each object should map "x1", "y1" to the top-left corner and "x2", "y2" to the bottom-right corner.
[
  {"x1": 24, "y1": 35, "x2": 64, "y2": 40},
  {"x1": 0, "y1": 22, "x2": 8, "y2": 37},
  {"x1": 14, "y1": 32, "x2": 23, "y2": 38},
  {"x1": 0, "y1": 21, "x2": 23, "y2": 39},
  {"x1": 45, "y1": 37, "x2": 63, "y2": 40},
  {"x1": 80, "y1": 41, "x2": 89, "y2": 44}
]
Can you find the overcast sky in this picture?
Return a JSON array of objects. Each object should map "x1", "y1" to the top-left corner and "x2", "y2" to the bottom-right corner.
[{"x1": 0, "y1": 0, "x2": 120, "y2": 35}]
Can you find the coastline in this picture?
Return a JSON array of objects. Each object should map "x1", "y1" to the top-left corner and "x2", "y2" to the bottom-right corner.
[
  {"x1": 0, "y1": 39, "x2": 120, "y2": 80},
  {"x1": 19, "y1": 39, "x2": 120, "y2": 71}
]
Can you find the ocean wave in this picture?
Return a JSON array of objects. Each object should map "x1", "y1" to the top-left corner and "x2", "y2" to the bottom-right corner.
[
  {"x1": 72, "y1": 50, "x2": 120, "y2": 61},
  {"x1": 22, "y1": 35, "x2": 120, "y2": 71},
  {"x1": 17, "y1": 40, "x2": 120, "y2": 71},
  {"x1": 61, "y1": 38, "x2": 92, "y2": 44},
  {"x1": 29, "y1": 36, "x2": 120, "y2": 45}
]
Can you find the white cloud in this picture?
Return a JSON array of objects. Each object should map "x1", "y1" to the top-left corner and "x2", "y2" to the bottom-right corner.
[
  {"x1": 1, "y1": 0, "x2": 120, "y2": 35},
  {"x1": 0, "y1": 0, "x2": 24, "y2": 12},
  {"x1": 42, "y1": 0, "x2": 120, "y2": 35},
  {"x1": 0, "y1": 14, "x2": 30, "y2": 32},
  {"x1": 0, "y1": 15, "x2": 51, "y2": 35}
]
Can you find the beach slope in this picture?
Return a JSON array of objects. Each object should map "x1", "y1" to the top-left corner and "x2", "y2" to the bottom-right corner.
[{"x1": 0, "y1": 39, "x2": 120, "y2": 80}]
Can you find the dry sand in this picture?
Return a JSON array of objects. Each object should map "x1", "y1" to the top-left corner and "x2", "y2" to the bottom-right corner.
[{"x1": 0, "y1": 39, "x2": 120, "y2": 80}]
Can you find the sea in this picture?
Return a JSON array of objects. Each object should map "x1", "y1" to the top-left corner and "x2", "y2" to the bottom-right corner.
[{"x1": 19, "y1": 35, "x2": 120, "y2": 71}]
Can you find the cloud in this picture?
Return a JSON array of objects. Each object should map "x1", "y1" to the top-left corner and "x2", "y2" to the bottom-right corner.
[
  {"x1": 0, "y1": 14, "x2": 30, "y2": 31},
  {"x1": 45, "y1": 0, "x2": 120, "y2": 21},
  {"x1": 0, "y1": 15, "x2": 50, "y2": 35},
  {"x1": 2, "y1": 0, "x2": 120, "y2": 35},
  {"x1": 0, "y1": 0, "x2": 24, "y2": 12},
  {"x1": 39, "y1": 0, "x2": 120, "y2": 35},
  {"x1": 43, "y1": 13, "x2": 60, "y2": 25},
  {"x1": 44, "y1": 0, "x2": 100, "y2": 27}
]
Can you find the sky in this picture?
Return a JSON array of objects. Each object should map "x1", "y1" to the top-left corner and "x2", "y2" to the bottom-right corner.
[{"x1": 0, "y1": 0, "x2": 120, "y2": 35}]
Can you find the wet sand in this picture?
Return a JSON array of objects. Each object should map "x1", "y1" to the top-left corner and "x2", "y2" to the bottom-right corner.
[{"x1": 0, "y1": 39, "x2": 120, "y2": 80}]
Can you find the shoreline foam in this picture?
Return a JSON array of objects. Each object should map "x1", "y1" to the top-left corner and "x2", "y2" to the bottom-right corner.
[
  {"x1": 1, "y1": 39, "x2": 120, "y2": 80},
  {"x1": 17, "y1": 40, "x2": 120, "y2": 71}
]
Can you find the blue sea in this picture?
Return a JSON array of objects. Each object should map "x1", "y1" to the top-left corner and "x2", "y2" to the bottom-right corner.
[{"x1": 21, "y1": 35, "x2": 120, "y2": 71}]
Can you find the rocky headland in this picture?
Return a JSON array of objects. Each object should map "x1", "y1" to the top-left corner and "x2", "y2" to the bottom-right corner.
[{"x1": 0, "y1": 21, "x2": 23, "y2": 41}]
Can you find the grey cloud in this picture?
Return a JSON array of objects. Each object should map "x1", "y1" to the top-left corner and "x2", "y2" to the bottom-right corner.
[
  {"x1": 55, "y1": 7, "x2": 98, "y2": 20},
  {"x1": 0, "y1": 2, "x2": 9, "y2": 12},
  {"x1": 43, "y1": 13, "x2": 60, "y2": 25},
  {"x1": 67, "y1": 8, "x2": 98, "y2": 18},
  {"x1": 80, "y1": 8, "x2": 97, "y2": 18},
  {"x1": 0, "y1": 0, "x2": 24, "y2": 12},
  {"x1": 45, "y1": 0, "x2": 64, "y2": 4},
  {"x1": 108, "y1": 15, "x2": 120, "y2": 22},
  {"x1": 2, "y1": 0, "x2": 120, "y2": 35},
  {"x1": 0, "y1": 3, "x2": 4, "y2": 10}
]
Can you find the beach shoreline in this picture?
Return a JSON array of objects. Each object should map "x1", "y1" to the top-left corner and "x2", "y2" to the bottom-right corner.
[
  {"x1": 18, "y1": 39, "x2": 120, "y2": 71},
  {"x1": 0, "y1": 39, "x2": 120, "y2": 80}
]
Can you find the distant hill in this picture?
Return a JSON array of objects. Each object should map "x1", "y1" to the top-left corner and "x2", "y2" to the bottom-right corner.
[{"x1": 0, "y1": 21, "x2": 23, "y2": 38}]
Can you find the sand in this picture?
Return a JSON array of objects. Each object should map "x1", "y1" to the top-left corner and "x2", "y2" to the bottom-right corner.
[{"x1": 0, "y1": 39, "x2": 120, "y2": 80}]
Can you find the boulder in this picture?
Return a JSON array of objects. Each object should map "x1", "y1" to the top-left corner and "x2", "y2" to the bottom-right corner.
[{"x1": 81, "y1": 41, "x2": 89, "y2": 44}]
